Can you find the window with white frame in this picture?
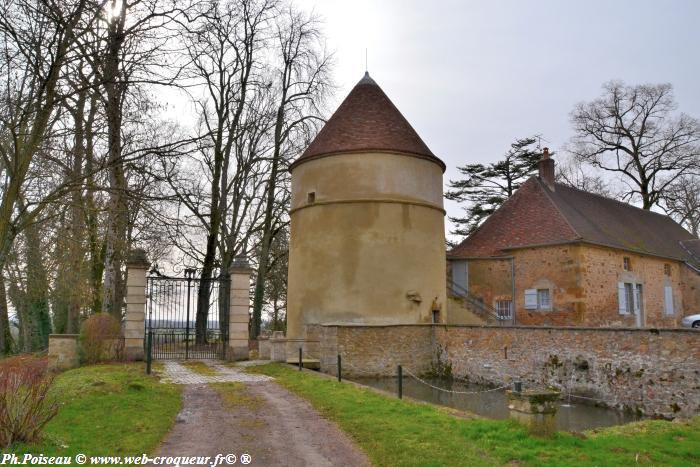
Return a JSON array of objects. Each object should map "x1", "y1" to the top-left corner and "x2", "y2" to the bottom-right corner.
[
  {"x1": 524, "y1": 289, "x2": 551, "y2": 311},
  {"x1": 618, "y1": 282, "x2": 643, "y2": 315},
  {"x1": 537, "y1": 289, "x2": 551, "y2": 310},
  {"x1": 625, "y1": 283, "x2": 634, "y2": 314}
]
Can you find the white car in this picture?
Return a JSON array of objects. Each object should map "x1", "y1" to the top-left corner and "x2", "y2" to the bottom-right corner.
[{"x1": 681, "y1": 314, "x2": 700, "y2": 329}]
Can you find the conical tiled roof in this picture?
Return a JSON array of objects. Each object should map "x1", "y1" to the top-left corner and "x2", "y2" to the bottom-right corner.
[{"x1": 290, "y1": 73, "x2": 445, "y2": 172}]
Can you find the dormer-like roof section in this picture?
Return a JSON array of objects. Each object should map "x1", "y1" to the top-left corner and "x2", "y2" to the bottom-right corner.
[{"x1": 290, "y1": 72, "x2": 445, "y2": 172}]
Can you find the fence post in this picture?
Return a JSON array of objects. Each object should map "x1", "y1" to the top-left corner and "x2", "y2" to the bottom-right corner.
[
  {"x1": 228, "y1": 256, "x2": 253, "y2": 361},
  {"x1": 125, "y1": 249, "x2": 149, "y2": 361},
  {"x1": 398, "y1": 365, "x2": 403, "y2": 399},
  {"x1": 299, "y1": 347, "x2": 303, "y2": 371},
  {"x1": 146, "y1": 329, "x2": 153, "y2": 374},
  {"x1": 337, "y1": 354, "x2": 342, "y2": 382}
]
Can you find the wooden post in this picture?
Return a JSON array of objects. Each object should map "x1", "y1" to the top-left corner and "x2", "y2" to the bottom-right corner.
[{"x1": 398, "y1": 365, "x2": 403, "y2": 399}]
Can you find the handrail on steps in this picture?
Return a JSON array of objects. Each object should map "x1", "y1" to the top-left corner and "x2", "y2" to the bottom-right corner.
[{"x1": 447, "y1": 279, "x2": 512, "y2": 324}]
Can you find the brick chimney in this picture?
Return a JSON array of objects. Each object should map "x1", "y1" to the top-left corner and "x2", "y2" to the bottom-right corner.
[{"x1": 538, "y1": 147, "x2": 555, "y2": 190}]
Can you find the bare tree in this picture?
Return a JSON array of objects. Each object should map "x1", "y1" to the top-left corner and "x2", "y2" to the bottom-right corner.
[
  {"x1": 51, "y1": 61, "x2": 95, "y2": 333},
  {"x1": 250, "y1": 5, "x2": 331, "y2": 338},
  {"x1": 663, "y1": 175, "x2": 700, "y2": 237},
  {"x1": 555, "y1": 154, "x2": 613, "y2": 197},
  {"x1": 570, "y1": 81, "x2": 700, "y2": 209},
  {"x1": 0, "y1": 0, "x2": 89, "y2": 275},
  {"x1": 182, "y1": 0, "x2": 275, "y2": 344},
  {"x1": 89, "y1": 0, "x2": 193, "y2": 317}
]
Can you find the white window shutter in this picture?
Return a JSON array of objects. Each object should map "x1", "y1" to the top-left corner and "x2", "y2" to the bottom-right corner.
[
  {"x1": 618, "y1": 282, "x2": 627, "y2": 315},
  {"x1": 524, "y1": 289, "x2": 537, "y2": 309},
  {"x1": 664, "y1": 286, "x2": 674, "y2": 315}
]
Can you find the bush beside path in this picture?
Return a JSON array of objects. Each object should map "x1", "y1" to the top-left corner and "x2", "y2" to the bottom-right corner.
[{"x1": 10, "y1": 363, "x2": 181, "y2": 458}]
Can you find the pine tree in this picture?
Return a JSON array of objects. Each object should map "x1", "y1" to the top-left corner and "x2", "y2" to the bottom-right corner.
[{"x1": 446, "y1": 136, "x2": 543, "y2": 240}]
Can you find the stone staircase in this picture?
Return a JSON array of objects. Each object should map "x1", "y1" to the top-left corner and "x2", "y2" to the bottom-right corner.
[{"x1": 446, "y1": 280, "x2": 510, "y2": 325}]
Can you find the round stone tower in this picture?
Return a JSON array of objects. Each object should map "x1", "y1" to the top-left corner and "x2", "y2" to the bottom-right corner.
[{"x1": 286, "y1": 72, "x2": 446, "y2": 340}]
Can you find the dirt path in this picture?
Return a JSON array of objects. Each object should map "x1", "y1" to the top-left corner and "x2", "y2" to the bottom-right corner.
[{"x1": 149, "y1": 363, "x2": 371, "y2": 467}]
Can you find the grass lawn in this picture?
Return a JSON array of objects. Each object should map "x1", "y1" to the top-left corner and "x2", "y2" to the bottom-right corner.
[
  {"x1": 11, "y1": 363, "x2": 181, "y2": 458},
  {"x1": 249, "y1": 364, "x2": 700, "y2": 467}
]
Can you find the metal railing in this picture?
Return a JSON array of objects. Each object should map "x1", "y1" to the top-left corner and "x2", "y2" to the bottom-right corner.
[
  {"x1": 145, "y1": 270, "x2": 230, "y2": 361},
  {"x1": 447, "y1": 279, "x2": 511, "y2": 324}
]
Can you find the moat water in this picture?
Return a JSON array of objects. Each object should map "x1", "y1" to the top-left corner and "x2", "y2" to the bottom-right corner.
[{"x1": 351, "y1": 376, "x2": 642, "y2": 432}]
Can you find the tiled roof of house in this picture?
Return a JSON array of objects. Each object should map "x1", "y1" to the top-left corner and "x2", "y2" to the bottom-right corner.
[
  {"x1": 540, "y1": 179, "x2": 697, "y2": 261},
  {"x1": 290, "y1": 72, "x2": 445, "y2": 172},
  {"x1": 448, "y1": 178, "x2": 578, "y2": 258},
  {"x1": 450, "y1": 176, "x2": 699, "y2": 265}
]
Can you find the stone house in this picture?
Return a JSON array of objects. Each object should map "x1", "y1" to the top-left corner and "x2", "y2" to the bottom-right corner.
[{"x1": 447, "y1": 149, "x2": 700, "y2": 328}]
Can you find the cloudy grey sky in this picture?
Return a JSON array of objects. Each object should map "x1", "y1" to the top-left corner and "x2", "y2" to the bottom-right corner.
[{"x1": 298, "y1": 0, "x2": 700, "y2": 235}]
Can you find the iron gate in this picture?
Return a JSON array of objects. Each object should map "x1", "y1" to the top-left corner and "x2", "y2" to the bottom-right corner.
[{"x1": 146, "y1": 269, "x2": 230, "y2": 360}]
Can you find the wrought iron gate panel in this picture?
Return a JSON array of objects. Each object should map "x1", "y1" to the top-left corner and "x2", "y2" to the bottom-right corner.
[{"x1": 146, "y1": 272, "x2": 230, "y2": 360}]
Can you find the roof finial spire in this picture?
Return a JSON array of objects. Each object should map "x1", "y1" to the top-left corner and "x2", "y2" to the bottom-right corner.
[{"x1": 365, "y1": 48, "x2": 368, "y2": 73}]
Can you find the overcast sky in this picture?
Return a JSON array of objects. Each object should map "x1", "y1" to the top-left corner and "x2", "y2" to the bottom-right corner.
[{"x1": 297, "y1": 0, "x2": 700, "y2": 234}]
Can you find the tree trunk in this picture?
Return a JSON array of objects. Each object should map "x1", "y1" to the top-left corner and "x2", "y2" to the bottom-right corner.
[
  {"x1": 85, "y1": 116, "x2": 104, "y2": 316},
  {"x1": 0, "y1": 272, "x2": 12, "y2": 355},
  {"x1": 195, "y1": 143, "x2": 224, "y2": 344},
  {"x1": 67, "y1": 90, "x2": 87, "y2": 332},
  {"x1": 24, "y1": 225, "x2": 52, "y2": 350},
  {"x1": 54, "y1": 88, "x2": 88, "y2": 333},
  {"x1": 7, "y1": 279, "x2": 28, "y2": 352},
  {"x1": 101, "y1": 2, "x2": 129, "y2": 319},
  {"x1": 251, "y1": 104, "x2": 285, "y2": 338}
]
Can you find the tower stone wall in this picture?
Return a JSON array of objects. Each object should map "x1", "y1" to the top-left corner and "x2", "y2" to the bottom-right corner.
[{"x1": 286, "y1": 74, "x2": 446, "y2": 340}]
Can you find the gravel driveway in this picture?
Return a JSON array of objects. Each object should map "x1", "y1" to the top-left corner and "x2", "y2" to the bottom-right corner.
[{"x1": 149, "y1": 361, "x2": 371, "y2": 467}]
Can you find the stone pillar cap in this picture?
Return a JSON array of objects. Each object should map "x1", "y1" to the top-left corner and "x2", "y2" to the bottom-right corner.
[
  {"x1": 126, "y1": 248, "x2": 150, "y2": 268},
  {"x1": 230, "y1": 255, "x2": 254, "y2": 273}
]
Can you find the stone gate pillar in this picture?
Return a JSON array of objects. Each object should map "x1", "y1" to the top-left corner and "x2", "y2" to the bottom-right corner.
[
  {"x1": 124, "y1": 249, "x2": 149, "y2": 360},
  {"x1": 228, "y1": 256, "x2": 252, "y2": 361}
]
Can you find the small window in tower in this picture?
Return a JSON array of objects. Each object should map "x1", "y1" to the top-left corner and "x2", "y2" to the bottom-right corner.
[
  {"x1": 307, "y1": 192, "x2": 315, "y2": 204},
  {"x1": 623, "y1": 257, "x2": 631, "y2": 271},
  {"x1": 664, "y1": 263, "x2": 671, "y2": 276}
]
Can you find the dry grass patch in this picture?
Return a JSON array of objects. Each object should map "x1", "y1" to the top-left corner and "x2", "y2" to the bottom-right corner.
[
  {"x1": 180, "y1": 360, "x2": 218, "y2": 376},
  {"x1": 210, "y1": 382, "x2": 264, "y2": 411}
]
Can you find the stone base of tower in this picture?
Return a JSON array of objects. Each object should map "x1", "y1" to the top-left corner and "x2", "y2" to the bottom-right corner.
[{"x1": 286, "y1": 199, "x2": 447, "y2": 341}]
